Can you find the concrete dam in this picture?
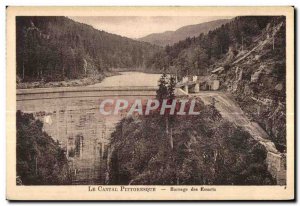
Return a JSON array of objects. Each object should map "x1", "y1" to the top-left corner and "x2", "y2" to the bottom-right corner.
[{"x1": 17, "y1": 86, "x2": 158, "y2": 184}]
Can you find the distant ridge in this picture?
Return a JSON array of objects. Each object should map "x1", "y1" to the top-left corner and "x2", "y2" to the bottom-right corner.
[{"x1": 138, "y1": 19, "x2": 232, "y2": 46}]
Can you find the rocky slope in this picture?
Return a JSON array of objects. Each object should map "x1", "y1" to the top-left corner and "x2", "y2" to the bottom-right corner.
[{"x1": 214, "y1": 18, "x2": 286, "y2": 150}]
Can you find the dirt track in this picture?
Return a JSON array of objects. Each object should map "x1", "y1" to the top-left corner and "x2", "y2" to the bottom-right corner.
[{"x1": 190, "y1": 92, "x2": 280, "y2": 154}]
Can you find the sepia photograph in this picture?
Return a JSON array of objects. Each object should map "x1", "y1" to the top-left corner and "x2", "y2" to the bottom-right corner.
[{"x1": 6, "y1": 6, "x2": 294, "y2": 200}]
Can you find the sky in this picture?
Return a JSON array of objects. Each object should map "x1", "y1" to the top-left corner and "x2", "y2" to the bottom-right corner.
[{"x1": 69, "y1": 16, "x2": 233, "y2": 39}]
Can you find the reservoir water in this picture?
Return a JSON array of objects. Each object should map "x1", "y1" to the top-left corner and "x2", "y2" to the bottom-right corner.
[{"x1": 90, "y1": 72, "x2": 161, "y2": 87}]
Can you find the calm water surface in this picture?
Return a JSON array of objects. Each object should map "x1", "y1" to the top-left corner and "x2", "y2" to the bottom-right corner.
[{"x1": 90, "y1": 72, "x2": 161, "y2": 87}]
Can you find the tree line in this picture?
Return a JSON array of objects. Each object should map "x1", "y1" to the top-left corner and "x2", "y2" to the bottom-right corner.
[{"x1": 16, "y1": 16, "x2": 159, "y2": 82}]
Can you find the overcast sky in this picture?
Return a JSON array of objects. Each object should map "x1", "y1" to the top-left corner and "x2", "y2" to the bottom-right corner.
[{"x1": 69, "y1": 16, "x2": 233, "y2": 39}]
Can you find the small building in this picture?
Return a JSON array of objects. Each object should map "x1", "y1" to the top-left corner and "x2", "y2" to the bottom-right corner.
[
  {"x1": 209, "y1": 80, "x2": 220, "y2": 90},
  {"x1": 179, "y1": 75, "x2": 199, "y2": 84},
  {"x1": 182, "y1": 77, "x2": 188, "y2": 83},
  {"x1": 198, "y1": 76, "x2": 220, "y2": 91},
  {"x1": 177, "y1": 75, "x2": 220, "y2": 93}
]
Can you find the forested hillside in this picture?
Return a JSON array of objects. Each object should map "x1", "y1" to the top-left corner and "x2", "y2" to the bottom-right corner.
[
  {"x1": 138, "y1": 19, "x2": 231, "y2": 46},
  {"x1": 146, "y1": 16, "x2": 286, "y2": 148},
  {"x1": 109, "y1": 99, "x2": 275, "y2": 185},
  {"x1": 146, "y1": 16, "x2": 284, "y2": 74},
  {"x1": 17, "y1": 111, "x2": 71, "y2": 185},
  {"x1": 16, "y1": 16, "x2": 159, "y2": 84}
]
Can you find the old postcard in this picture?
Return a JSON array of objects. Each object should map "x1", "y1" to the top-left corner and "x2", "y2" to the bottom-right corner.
[{"x1": 6, "y1": 6, "x2": 294, "y2": 200}]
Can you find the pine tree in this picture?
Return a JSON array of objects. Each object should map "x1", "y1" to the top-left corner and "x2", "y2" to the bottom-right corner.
[
  {"x1": 168, "y1": 75, "x2": 176, "y2": 100},
  {"x1": 156, "y1": 73, "x2": 169, "y2": 102},
  {"x1": 167, "y1": 75, "x2": 176, "y2": 149}
]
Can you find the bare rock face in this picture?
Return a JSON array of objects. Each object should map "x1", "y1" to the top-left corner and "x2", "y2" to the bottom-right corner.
[
  {"x1": 254, "y1": 55, "x2": 261, "y2": 61},
  {"x1": 251, "y1": 65, "x2": 265, "y2": 83},
  {"x1": 216, "y1": 18, "x2": 287, "y2": 150},
  {"x1": 275, "y1": 83, "x2": 283, "y2": 91}
]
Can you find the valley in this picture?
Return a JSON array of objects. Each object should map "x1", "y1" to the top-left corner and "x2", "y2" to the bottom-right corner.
[{"x1": 16, "y1": 15, "x2": 287, "y2": 186}]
